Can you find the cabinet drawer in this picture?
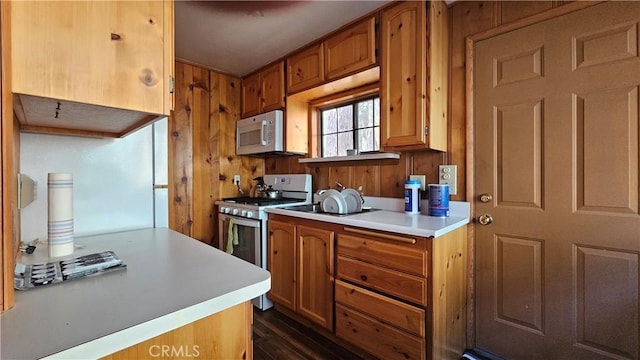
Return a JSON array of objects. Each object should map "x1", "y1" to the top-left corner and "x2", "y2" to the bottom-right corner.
[
  {"x1": 335, "y1": 280, "x2": 425, "y2": 337},
  {"x1": 336, "y1": 304, "x2": 425, "y2": 360},
  {"x1": 337, "y1": 233, "x2": 427, "y2": 277},
  {"x1": 337, "y1": 256, "x2": 427, "y2": 306}
]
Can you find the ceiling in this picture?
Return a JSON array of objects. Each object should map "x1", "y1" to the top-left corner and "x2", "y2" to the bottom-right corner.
[{"x1": 175, "y1": 1, "x2": 390, "y2": 77}]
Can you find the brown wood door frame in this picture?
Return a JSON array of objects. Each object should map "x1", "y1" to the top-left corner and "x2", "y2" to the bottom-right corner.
[
  {"x1": 1, "y1": 0, "x2": 15, "y2": 312},
  {"x1": 463, "y1": 1, "x2": 604, "y2": 348}
]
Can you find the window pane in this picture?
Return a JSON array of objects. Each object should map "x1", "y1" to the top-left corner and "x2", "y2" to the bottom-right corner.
[
  {"x1": 337, "y1": 105, "x2": 353, "y2": 131},
  {"x1": 374, "y1": 97, "x2": 380, "y2": 126},
  {"x1": 322, "y1": 134, "x2": 337, "y2": 157},
  {"x1": 337, "y1": 132, "x2": 353, "y2": 156},
  {"x1": 319, "y1": 96, "x2": 379, "y2": 158},
  {"x1": 357, "y1": 99, "x2": 373, "y2": 128},
  {"x1": 357, "y1": 128, "x2": 374, "y2": 152},
  {"x1": 322, "y1": 109, "x2": 337, "y2": 133}
]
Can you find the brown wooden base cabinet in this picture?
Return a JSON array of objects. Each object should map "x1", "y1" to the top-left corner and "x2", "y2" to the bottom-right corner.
[
  {"x1": 336, "y1": 225, "x2": 467, "y2": 360},
  {"x1": 268, "y1": 214, "x2": 467, "y2": 360},
  {"x1": 267, "y1": 218, "x2": 335, "y2": 330}
]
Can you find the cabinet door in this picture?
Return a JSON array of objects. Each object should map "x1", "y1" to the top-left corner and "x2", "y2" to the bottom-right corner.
[
  {"x1": 297, "y1": 225, "x2": 334, "y2": 330},
  {"x1": 380, "y1": 1, "x2": 428, "y2": 149},
  {"x1": 241, "y1": 72, "x2": 261, "y2": 117},
  {"x1": 267, "y1": 220, "x2": 297, "y2": 311},
  {"x1": 287, "y1": 43, "x2": 324, "y2": 94},
  {"x1": 12, "y1": 1, "x2": 168, "y2": 115},
  {"x1": 325, "y1": 17, "x2": 377, "y2": 81},
  {"x1": 261, "y1": 61, "x2": 285, "y2": 112}
]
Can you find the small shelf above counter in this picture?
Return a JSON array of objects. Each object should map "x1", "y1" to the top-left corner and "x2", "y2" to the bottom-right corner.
[{"x1": 298, "y1": 152, "x2": 400, "y2": 165}]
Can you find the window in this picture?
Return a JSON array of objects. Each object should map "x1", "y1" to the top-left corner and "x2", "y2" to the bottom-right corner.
[{"x1": 320, "y1": 96, "x2": 380, "y2": 157}]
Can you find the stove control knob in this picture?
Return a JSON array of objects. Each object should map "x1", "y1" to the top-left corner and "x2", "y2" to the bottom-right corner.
[
  {"x1": 232, "y1": 208, "x2": 239, "y2": 215},
  {"x1": 241, "y1": 210, "x2": 247, "y2": 217},
  {"x1": 221, "y1": 207, "x2": 230, "y2": 214},
  {"x1": 246, "y1": 211, "x2": 254, "y2": 218}
]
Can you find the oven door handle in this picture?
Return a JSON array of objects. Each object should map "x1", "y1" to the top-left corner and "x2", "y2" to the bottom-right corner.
[{"x1": 221, "y1": 215, "x2": 260, "y2": 228}]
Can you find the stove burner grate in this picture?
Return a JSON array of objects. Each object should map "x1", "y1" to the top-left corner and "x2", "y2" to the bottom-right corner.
[{"x1": 222, "y1": 197, "x2": 304, "y2": 206}]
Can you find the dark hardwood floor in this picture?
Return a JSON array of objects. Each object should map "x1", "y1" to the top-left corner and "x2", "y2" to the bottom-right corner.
[{"x1": 253, "y1": 308, "x2": 377, "y2": 360}]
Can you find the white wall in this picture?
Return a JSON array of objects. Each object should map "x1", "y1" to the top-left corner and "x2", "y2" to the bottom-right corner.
[{"x1": 19, "y1": 122, "x2": 166, "y2": 243}]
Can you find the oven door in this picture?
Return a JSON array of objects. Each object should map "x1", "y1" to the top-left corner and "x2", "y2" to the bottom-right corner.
[{"x1": 218, "y1": 213, "x2": 262, "y2": 268}]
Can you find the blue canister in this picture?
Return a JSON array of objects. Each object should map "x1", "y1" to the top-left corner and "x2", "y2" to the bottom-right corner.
[
  {"x1": 404, "y1": 180, "x2": 421, "y2": 214},
  {"x1": 428, "y1": 184, "x2": 449, "y2": 217}
]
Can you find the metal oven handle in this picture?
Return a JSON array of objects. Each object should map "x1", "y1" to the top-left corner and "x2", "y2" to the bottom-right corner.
[{"x1": 220, "y1": 214, "x2": 261, "y2": 228}]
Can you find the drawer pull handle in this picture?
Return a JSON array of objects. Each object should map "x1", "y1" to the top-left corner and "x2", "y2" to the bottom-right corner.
[
  {"x1": 360, "y1": 275, "x2": 368, "y2": 282},
  {"x1": 343, "y1": 227, "x2": 417, "y2": 244}
]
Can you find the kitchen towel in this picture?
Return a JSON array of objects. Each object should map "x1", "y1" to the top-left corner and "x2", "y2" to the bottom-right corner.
[
  {"x1": 225, "y1": 217, "x2": 238, "y2": 254},
  {"x1": 48, "y1": 173, "x2": 74, "y2": 257}
]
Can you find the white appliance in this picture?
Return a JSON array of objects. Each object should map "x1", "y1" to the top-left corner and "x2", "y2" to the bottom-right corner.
[
  {"x1": 236, "y1": 110, "x2": 284, "y2": 155},
  {"x1": 216, "y1": 174, "x2": 312, "y2": 310}
]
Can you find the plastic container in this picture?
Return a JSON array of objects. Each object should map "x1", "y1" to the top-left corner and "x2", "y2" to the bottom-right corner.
[
  {"x1": 404, "y1": 180, "x2": 421, "y2": 214},
  {"x1": 428, "y1": 184, "x2": 449, "y2": 217}
]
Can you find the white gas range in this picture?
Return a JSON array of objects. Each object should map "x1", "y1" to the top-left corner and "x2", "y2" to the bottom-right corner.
[{"x1": 215, "y1": 174, "x2": 312, "y2": 310}]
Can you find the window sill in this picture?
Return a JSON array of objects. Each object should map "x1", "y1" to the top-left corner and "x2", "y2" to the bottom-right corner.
[{"x1": 298, "y1": 152, "x2": 400, "y2": 164}]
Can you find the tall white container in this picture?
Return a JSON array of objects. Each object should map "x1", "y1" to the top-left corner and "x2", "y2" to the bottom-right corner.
[
  {"x1": 404, "y1": 180, "x2": 421, "y2": 214},
  {"x1": 48, "y1": 173, "x2": 74, "y2": 257}
]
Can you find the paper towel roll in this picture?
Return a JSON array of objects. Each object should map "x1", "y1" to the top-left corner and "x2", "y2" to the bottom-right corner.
[{"x1": 48, "y1": 173, "x2": 74, "y2": 257}]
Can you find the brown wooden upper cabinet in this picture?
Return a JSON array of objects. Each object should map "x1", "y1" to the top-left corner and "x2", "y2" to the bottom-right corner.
[
  {"x1": 287, "y1": 42, "x2": 325, "y2": 94},
  {"x1": 380, "y1": 0, "x2": 449, "y2": 152},
  {"x1": 11, "y1": 1, "x2": 175, "y2": 138},
  {"x1": 325, "y1": 17, "x2": 377, "y2": 81},
  {"x1": 287, "y1": 16, "x2": 377, "y2": 95},
  {"x1": 241, "y1": 61, "x2": 285, "y2": 118}
]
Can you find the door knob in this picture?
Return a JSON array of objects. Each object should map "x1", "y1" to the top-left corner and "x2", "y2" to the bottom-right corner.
[
  {"x1": 479, "y1": 193, "x2": 492, "y2": 203},
  {"x1": 478, "y1": 214, "x2": 493, "y2": 225}
]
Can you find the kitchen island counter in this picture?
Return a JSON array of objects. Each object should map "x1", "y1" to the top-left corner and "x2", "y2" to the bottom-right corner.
[{"x1": 1, "y1": 228, "x2": 270, "y2": 360}]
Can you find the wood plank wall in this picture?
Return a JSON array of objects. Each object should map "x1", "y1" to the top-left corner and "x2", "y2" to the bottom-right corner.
[
  {"x1": 212, "y1": 71, "x2": 264, "y2": 247},
  {"x1": 169, "y1": 61, "x2": 264, "y2": 246},
  {"x1": 266, "y1": 152, "x2": 445, "y2": 199},
  {"x1": 169, "y1": 62, "x2": 200, "y2": 238}
]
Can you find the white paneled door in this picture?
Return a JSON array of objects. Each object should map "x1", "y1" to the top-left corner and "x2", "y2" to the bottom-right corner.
[{"x1": 473, "y1": 2, "x2": 640, "y2": 358}]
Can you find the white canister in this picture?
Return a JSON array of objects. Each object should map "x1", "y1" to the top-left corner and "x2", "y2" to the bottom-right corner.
[
  {"x1": 404, "y1": 180, "x2": 421, "y2": 214},
  {"x1": 48, "y1": 173, "x2": 74, "y2": 257}
]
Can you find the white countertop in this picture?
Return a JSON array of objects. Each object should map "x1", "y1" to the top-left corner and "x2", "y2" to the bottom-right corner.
[
  {"x1": 266, "y1": 197, "x2": 470, "y2": 238},
  {"x1": 1, "y1": 228, "x2": 271, "y2": 360}
]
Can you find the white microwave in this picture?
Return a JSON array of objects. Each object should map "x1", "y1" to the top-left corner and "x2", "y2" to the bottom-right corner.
[{"x1": 236, "y1": 110, "x2": 284, "y2": 155}]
